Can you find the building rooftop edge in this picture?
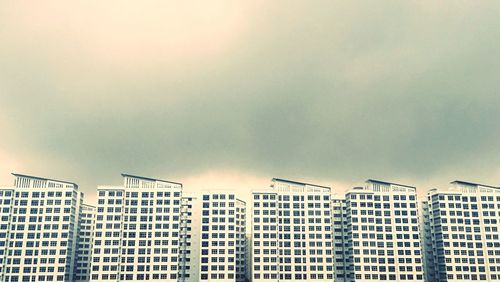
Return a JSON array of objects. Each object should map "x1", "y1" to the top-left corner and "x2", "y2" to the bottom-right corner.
[
  {"x1": 451, "y1": 180, "x2": 499, "y2": 189},
  {"x1": 427, "y1": 189, "x2": 463, "y2": 195},
  {"x1": 121, "y1": 173, "x2": 183, "y2": 186},
  {"x1": 12, "y1": 173, "x2": 78, "y2": 187},
  {"x1": 366, "y1": 179, "x2": 416, "y2": 189},
  {"x1": 272, "y1": 178, "x2": 331, "y2": 189}
]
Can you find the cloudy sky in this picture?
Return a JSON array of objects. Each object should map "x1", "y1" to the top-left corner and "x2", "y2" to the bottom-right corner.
[{"x1": 1, "y1": 1, "x2": 499, "y2": 203}]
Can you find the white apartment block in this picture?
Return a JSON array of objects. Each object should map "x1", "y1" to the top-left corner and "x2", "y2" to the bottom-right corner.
[
  {"x1": 0, "y1": 186, "x2": 14, "y2": 281},
  {"x1": 421, "y1": 199, "x2": 436, "y2": 282},
  {"x1": 1, "y1": 173, "x2": 82, "y2": 282},
  {"x1": 4, "y1": 169, "x2": 500, "y2": 282},
  {"x1": 345, "y1": 180, "x2": 424, "y2": 281},
  {"x1": 179, "y1": 192, "x2": 246, "y2": 282},
  {"x1": 198, "y1": 192, "x2": 246, "y2": 282},
  {"x1": 90, "y1": 174, "x2": 183, "y2": 281},
  {"x1": 251, "y1": 178, "x2": 334, "y2": 282},
  {"x1": 75, "y1": 204, "x2": 96, "y2": 282},
  {"x1": 425, "y1": 180, "x2": 500, "y2": 281},
  {"x1": 178, "y1": 194, "x2": 201, "y2": 282},
  {"x1": 332, "y1": 195, "x2": 349, "y2": 282}
]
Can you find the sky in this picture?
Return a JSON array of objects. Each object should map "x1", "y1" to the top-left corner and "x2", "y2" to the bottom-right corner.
[{"x1": 1, "y1": 1, "x2": 499, "y2": 204}]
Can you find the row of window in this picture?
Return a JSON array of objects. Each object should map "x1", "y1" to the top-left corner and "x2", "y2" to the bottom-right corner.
[
  {"x1": 353, "y1": 274, "x2": 423, "y2": 280},
  {"x1": 203, "y1": 194, "x2": 236, "y2": 200},
  {"x1": 435, "y1": 195, "x2": 500, "y2": 202},
  {"x1": 253, "y1": 273, "x2": 334, "y2": 280},
  {"x1": 98, "y1": 199, "x2": 181, "y2": 205},
  {"x1": 350, "y1": 194, "x2": 416, "y2": 201},
  {"x1": 98, "y1": 191, "x2": 181, "y2": 198},
  {"x1": 254, "y1": 194, "x2": 330, "y2": 201},
  {"x1": 5, "y1": 191, "x2": 73, "y2": 198},
  {"x1": 91, "y1": 273, "x2": 176, "y2": 280},
  {"x1": 350, "y1": 202, "x2": 417, "y2": 209}
]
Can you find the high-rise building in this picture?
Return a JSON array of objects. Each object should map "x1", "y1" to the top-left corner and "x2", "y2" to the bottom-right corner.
[
  {"x1": 198, "y1": 192, "x2": 246, "y2": 282},
  {"x1": 420, "y1": 199, "x2": 436, "y2": 282},
  {"x1": 90, "y1": 174, "x2": 183, "y2": 281},
  {"x1": 75, "y1": 204, "x2": 96, "y2": 282},
  {"x1": 2, "y1": 173, "x2": 83, "y2": 282},
  {"x1": 424, "y1": 180, "x2": 500, "y2": 281},
  {"x1": 332, "y1": 195, "x2": 349, "y2": 282},
  {"x1": 0, "y1": 185, "x2": 14, "y2": 281},
  {"x1": 5, "y1": 169, "x2": 500, "y2": 282},
  {"x1": 251, "y1": 178, "x2": 334, "y2": 282},
  {"x1": 345, "y1": 180, "x2": 424, "y2": 281},
  {"x1": 178, "y1": 194, "x2": 201, "y2": 282},
  {"x1": 179, "y1": 192, "x2": 246, "y2": 282},
  {"x1": 251, "y1": 188, "x2": 278, "y2": 282}
]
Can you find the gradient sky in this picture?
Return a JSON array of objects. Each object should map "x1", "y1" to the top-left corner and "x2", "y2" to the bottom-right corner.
[{"x1": 1, "y1": 1, "x2": 499, "y2": 204}]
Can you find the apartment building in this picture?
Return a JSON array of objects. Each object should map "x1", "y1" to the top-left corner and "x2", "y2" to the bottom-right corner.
[
  {"x1": 332, "y1": 195, "x2": 349, "y2": 282},
  {"x1": 345, "y1": 180, "x2": 424, "y2": 281},
  {"x1": 2, "y1": 173, "x2": 82, "y2": 282},
  {"x1": 3, "y1": 169, "x2": 500, "y2": 282},
  {"x1": 251, "y1": 178, "x2": 334, "y2": 282},
  {"x1": 90, "y1": 174, "x2": 183, "y2": 281},
  {"x1": 0, "y1": 186, "x2": 14, "y2": 281},
  {"x1": 178, "y1": 194, "x2": 201, "y2": 282},
  {"x1": 421, "y1": 199, "x2": 436, "y2": 282},
  {"x1": 425, "y1": 180, "x2": 500, "y2": 281},
  {"x1": 75, "y1": 204, "x2": 96, "y2": 282},
  {"x1": 199, "y1": 192, "x2": 246, "y2": 281}
]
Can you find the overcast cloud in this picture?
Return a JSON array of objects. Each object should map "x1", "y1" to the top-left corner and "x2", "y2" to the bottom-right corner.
[{"x1": 0, "y1": 1, "x2": 499, "y2": 202}]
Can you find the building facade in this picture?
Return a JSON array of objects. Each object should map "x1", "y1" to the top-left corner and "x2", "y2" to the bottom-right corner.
[
  {"x1": 421, "y1": 199, "x2": 436, "y2": 282},
  {"x1": 90, "y1": 174, "x2": 183, "y2": 281},
  {"x1": 425, "y1": 181, "x2": 500, "y2": 281},
  {"x1": 75, "y1": 204, "x2": 96, "y2": 282},
  {"x1": 198, "y1": 192, "x2": 246, "y2": 282},
  {"x1": 1, "y1": 173, "x2": 82, "y2": 282},
  {"x1": 251, "y1": 178, "x2": 334, "y2": 282},
  {"x1": 178, "y1": 194, "x2": 201, "y2": 282},
  {"x1": 0, "y1": 186, "x2": 14, "y2": 281},
  {"x1": 3, "y1": 170, "x2": 500, "y2": 282},
  {"x1": 332, "y1": 195, "x2": 349, "y2": 282},
  {"x1": 345, "y1": 180, "x2": 424, "y2": 281}
]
